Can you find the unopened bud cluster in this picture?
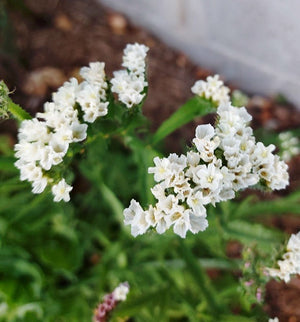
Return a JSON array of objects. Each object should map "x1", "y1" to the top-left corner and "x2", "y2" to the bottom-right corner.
[
  {"x1": 93, "y1": 282, "x2": 129, "y2": 322},
  {"x1": 0, "y1": 80, "x2": 9, "y2": 119}
]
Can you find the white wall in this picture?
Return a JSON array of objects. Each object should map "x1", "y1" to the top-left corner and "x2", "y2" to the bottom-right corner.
[{"x1": 101, "y1": 0, "x2": 300, "y2": 106}]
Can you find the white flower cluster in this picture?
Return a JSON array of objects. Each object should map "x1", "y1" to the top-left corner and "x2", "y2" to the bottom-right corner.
[
  {"x1": 269, "y1": 318, "x2": 279, "y2": 322},
  {"x1": 191, "y1": 74, "x2": 230, "y2": 105},
  {"x1": 124, "y1": 102, "x2": 289, "y2": 238},
  {"x1": 267, "y1": 231, "x2": 300, "y2": 283},
  {"x1": 278, "y1": 131, "x2": 299, "y2": 162},
  {"x1": 111, "y1": 43, "x2": 148, "y2": 108},
  {"x1": 15, "y1": 62, "x2": 109, "y2": 202}
]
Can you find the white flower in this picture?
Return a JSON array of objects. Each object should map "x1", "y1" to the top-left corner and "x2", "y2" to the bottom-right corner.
[
  {"x1": 71, "y1": 122, "x2": 88, "y2": 142},
  {"x1": 193, "y1": 125, "x2": 219, "y2": 162},
  {"x1": 287, "y1": 232, "x2": 300, "y2": 252},
  {"x1": 195, "y1": 163, "x2": 223, "y2": 191},
  {"x1": 148, "y1": 157, "x2": 172, "y2": 182},
  {"x1": 111, "y1": 71, "x2": 146, "y2": 108},
  {"x1": 52, "y1": 78, "x2": 78, "y2": 108},
  {"x1": 155, "y1": 210, "x2": 169, "y2": 234},
  {"x1": 145, "y1": 205, "x2": 157, "y2": 227},
  {"x1": 195, "y1": 124, "x2": 215, "y2": 141},
  {"x1": 113, "y1": 282, "x2": 130, "y2": 302},
  {"x1": 131, "y1": 210, "x2": 150, "y2": 237},
  {"x1": 187, "y1": 151, "x2": 201, "y2": 167},
  {"x1": 151, "y1": 182, "x2": 167, "y2": 200},
  {"x1": 32, "y1": 176, "x2": 48, "y2": 194},
  {"x1": 52, "y1": 179, "x2": 73, "y2": 202},
  {"x1": 189, "y1": 212, "x2": 209, "y2": 234},
  {"x1": 124, "y1": 199, "x2": 150, "y2": 237},
  {"x1": 80, "y1": 62, "x2": 107, "y2": 88},
  {"x1": 269, "y1": 318, "x2": 279, "y2": 322},
  {"x1": 18, "y1": 119, "x2": 49, "y2": 143},
  {"x1": 170, "y1": 208, "x2": 191, "y2": 238},
  {"x1": 123, "y1": 199, "x2": 141, "y2": 226},
  {"x1": 186, "y1": 191, "x2": 207, "y2": 216}
]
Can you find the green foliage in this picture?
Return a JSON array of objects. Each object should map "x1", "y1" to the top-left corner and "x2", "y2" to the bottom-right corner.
[{"x1": 0, "y1": 82, "x2": 298, "y2": 322}]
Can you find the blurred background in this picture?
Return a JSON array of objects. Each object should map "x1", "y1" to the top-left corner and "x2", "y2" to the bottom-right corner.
[
  {"x1": 1, "y1": 0, "x2": 300, "y2": 146},
  {"x1": 102, "y1": 0, "x2": 300, "y2": 106}
]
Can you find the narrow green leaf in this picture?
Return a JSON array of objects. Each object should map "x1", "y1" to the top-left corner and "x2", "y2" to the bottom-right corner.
[
  {"x1": 178, "y1": 239, "x2": 225, "y2": 315},
  {"x1": 0, "y1": 156, "x2": 18, "y2": 173},
  {"x1": 99, "y1": 182, "x2": 124, "y2": 225},
  {"x1": 112, "y1": 286, "x2": 169, "y2": 317},
  {"x1": 220, "y1": 314, "x2": 256, "y2": 322},
  {"x1": 138, "y1": 257, "x2": 241, "y2": 270},
  {"x1": 8, "y1": 100, "x2": 32, "y2": 122},
  {"x1": 152, "y1": 96, "x2": 215, "y2": 145},
  {"x1": 235, "y1": 192, "x2": 300, "y2": 218},
  {"x1": 224, "y1": 220, "x2": 285, "y2": 248}
]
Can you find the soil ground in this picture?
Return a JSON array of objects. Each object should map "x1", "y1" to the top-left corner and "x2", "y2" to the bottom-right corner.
[{"x1": 1, "y1": 0, "x2": 300, "y2": 320}]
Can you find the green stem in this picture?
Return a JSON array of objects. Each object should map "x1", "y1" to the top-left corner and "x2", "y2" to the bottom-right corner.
[{"x1": 178, "y1": 239, "x2": 225, "y2": 316}]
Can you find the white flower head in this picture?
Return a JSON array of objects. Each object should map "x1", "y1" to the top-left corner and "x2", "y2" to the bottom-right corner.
[
  {"x1": 266, "y1": 231, "x2": 300, "y2": 283},
  {"x1": 191, "y1": 75, "x2": 230, "y2": 105},
  {"x1": 111, "y1": 71, "x2": 147, "y2": 108},
  {"x1": 122, "y1": 43, "x2": 149, "y2": 75},
  {"x1": 80, "y1": 62, "x2": 107, "y2": 87}
]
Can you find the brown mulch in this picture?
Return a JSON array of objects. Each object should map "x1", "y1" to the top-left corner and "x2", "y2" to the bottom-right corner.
[{"x1": 1, "y1": 0, "x2": 300, "y2": 320}]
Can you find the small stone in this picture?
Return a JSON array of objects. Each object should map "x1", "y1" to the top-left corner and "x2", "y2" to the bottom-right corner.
[{"x1": 107, "y1": 13, "x2": 127, "y2": 35}]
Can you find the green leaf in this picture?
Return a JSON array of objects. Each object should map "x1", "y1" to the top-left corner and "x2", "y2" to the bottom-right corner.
[
  {"x1": 7, "y1": 100, "x2": 32, "y2": 122},
  {"x1": 0, "y1": 156, "x2": 17, "y2": 173},
  {"x1": 112, "y1": 286, "x2": 169, "y2": 317},
  {"x1": 0, "y1": 135, "x2": 14, "y2": 156},
  {"x1": 139, "y1": 257, "x2": 241, "y2": 270},
  {"x1": 234, "y1": 191, "x2": 300, "y2": 218},
  {"x1": 223, "y1": 220, "x2": 285, "y2": 249},
  {"x1": 0, "y1": 256, "x2": 43, "y2": 298},
  {"x1": 220, "y1": 314, "x2": 256, "y2": 322},
  {"x1": 151, "y1": 96, "x2": 215, "y2": 145},
  {"x1": 35, "y1": 236, "x2": 82, "y2": 272},
  {"x1": 178, "y1": 239, "x2": 225, "y2": 315}
]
